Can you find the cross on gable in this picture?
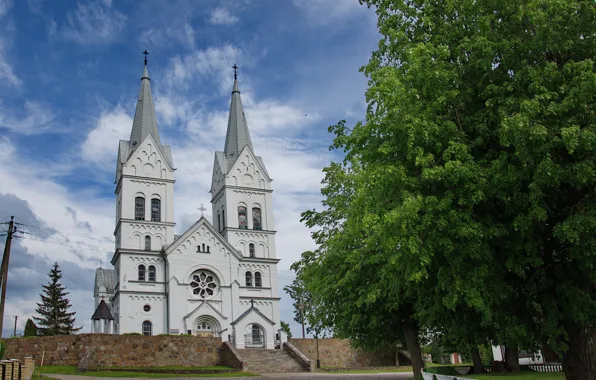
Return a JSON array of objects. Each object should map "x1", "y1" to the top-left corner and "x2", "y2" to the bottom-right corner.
[
  {"x1": 198, "y1": 203, "x2": 207, "y2": 217},
  {"x1": 250, "y1": 299, "x2": 255, "y2": 308}
]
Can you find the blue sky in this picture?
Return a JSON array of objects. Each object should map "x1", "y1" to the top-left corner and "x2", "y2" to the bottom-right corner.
[{"x1": 0, "y1": 0, "x2": 379, "y2": 337}]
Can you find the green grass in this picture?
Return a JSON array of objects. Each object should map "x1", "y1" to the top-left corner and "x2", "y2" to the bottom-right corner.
[
  {"x1": 321, "y1": 367, "x2": 413, "y2": 374},
  {"x1": 38, "y1": 365, "x2": 258, "y2": 378},
  {"x1": 465, "y1": 372, "x2": 564, "y2": 380}
]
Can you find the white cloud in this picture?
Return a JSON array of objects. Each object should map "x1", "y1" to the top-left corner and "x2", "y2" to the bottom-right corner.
[
  {"x1": 0, "y1": 101, "x2": 55, "y2": 134},
  {"x1": 61, "y1": 0, "x2": 126, "y2": 45},
  {"x1": 139, "y1": 23, "x2": 195, "y2": 50},
  {"x1": 81, "y1": 107, "x2": 132, "y2": 166},
  {"x1": 209, "y1": 7, "x2": 239, "y2": 25},
  {"x1": 0, "y1": 0, "x2": 20, "y2": 89}
]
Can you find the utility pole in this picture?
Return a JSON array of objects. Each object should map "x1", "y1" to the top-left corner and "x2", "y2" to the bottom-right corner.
[
  {"x1": 13, "y1": 315, "x2": 17, "y2": 337},
  {"x1": 0, "y1": 216, "x2": 22, "y2": 339}
]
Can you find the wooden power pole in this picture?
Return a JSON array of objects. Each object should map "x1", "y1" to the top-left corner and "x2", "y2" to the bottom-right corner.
[{"x1": 0, "y1": 216, "x2": 21, "y2": 338}]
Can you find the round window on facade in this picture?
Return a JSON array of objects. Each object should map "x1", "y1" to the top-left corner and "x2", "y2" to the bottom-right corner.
[
  {"x1": 143, "y1": 304, "x2": 151, "y2": 312},
  {"x1": 189, "y1": 270, "x2": 219, "y2": 299}
]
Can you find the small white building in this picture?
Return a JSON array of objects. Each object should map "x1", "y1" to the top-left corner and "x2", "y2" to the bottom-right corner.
[{"x1": 92, "y1": 59, "x2": 283, "y2": 349}]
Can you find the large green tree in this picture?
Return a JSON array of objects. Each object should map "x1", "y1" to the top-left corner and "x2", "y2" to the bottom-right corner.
[
  {"x1": 301, "y1": 0, "x2": 596, "y2": 378},
  {"x1": 34, "y1": 262, "x2": 82, "y2": 336}
]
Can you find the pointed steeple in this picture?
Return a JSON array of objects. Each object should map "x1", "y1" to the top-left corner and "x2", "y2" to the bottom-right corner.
[
  {"x1": 224, "y1": 64, "x2": 254, "y2": 161},
  {"x1": 129, "y1": 50, "x2": 161, "y2": 151}
]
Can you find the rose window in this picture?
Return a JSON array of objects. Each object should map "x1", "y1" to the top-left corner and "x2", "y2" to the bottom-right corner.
[{"x1": 190, "y1": 270, "x2": 218, "y2": 298}]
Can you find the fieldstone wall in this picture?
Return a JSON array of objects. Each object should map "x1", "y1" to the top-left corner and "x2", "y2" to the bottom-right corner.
[
  {"x1": 288, "y1": 338, "x2": 396, "y2": 368},
  {"x1": 4, "y1": 335, "x2": 222, "y2": 367}
]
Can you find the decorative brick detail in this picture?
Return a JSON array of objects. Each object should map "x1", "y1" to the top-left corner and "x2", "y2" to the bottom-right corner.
[
  {"x1": 288, "y1": 338, "x2": 395, "y2": 368},
  {"x1": 21, "y1": 358, "x2": 34, "y2": 380},
  {"x1": 4, "y1": 335, "x2": 222, "y2": 367},
  {"x1": 1, "y1": 360, "x2": 13, "y2": 380},
  {"x1": 9, "y1": 360, "x2": 19, "y2": 380}
]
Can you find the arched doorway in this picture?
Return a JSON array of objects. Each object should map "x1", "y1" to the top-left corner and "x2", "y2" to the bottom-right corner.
[
  {"x1": 244, "y1": 323, "x2": 265, "y2": 348},
  {"x1": 193, "y1": 316, "x2": 221, "y2": 337}
]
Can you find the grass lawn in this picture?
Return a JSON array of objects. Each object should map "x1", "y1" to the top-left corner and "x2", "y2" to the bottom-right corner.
[
  {"x1": 321, "y1": 367, "x2": 413, "y2": 374},
  {"x1": 465, "y1": 372, "x2": 564, "y2": 380},
  {"x1": 38, "y1": 365, "x2": 258, "y2": 378}
]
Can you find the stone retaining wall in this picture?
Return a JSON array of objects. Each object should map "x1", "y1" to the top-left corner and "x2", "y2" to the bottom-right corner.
[
  {"x1": 4, "y1": 335, "x2": 222, "y2": 367},
  {"x1": 288, "y1": 338, "x2": 396, "y2": 368}
]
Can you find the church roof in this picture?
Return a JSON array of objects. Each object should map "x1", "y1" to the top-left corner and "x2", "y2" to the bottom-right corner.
[
  {"x1": 224, "y1": 77, "x2": 254, "y2": 166},
  {"x1": 94, "y1": 268, "x2": 117, "y2": 294},
  {"x1": 130, "y1": 65, "x2": 161, "y2": 150},
  {"x1": 116, "y1": 60, "x2": 174, "y2": 171},
  {"x1": 91, "y1": 300, "x2": 114, "y2": 321},
  {"x1": 231, "y1": 303, "x2": 275, "y2": 326}
]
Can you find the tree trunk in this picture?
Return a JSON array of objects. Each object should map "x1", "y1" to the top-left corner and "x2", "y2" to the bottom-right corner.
[
  {"x1": 470, "y1": 345, "x2": 484, "y2": 374},
  {"x1": 562, "y1": 325, "x2": 596, "y2": 380},
  {"x1": 403, "y1": 322, "x2": 424, "y2": 377},
  {"x1": 504, "y1": 345, "x2": 520, "y2": 372},
  {"x1": 394, "y1": 349, "x2": 400, "y2": 366}
]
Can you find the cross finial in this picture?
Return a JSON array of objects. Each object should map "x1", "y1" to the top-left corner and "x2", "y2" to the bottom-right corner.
[
  {"x1": 232, "y1": 64, "x2": 238, "y2": 80},
  {"x1": 198, "y1": 203, "x2": 207, "y2": 218},
  {"x1": 250, "y1": 299, "x2": 255, "y2": 308},
  {"x1": 143, "y1": 49, "x2": 150, "y2": 66}
]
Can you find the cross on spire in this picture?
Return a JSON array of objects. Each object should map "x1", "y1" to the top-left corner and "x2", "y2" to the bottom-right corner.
[
  {"x1": 143, "y1": 49, "x2": 150, "y2": 66},
  {"x1": 198, "y1": 203, "x2": 207, "y2": 218},
  {"x1": 233, "y1": 64, "x2": 238, "y2": 80}
]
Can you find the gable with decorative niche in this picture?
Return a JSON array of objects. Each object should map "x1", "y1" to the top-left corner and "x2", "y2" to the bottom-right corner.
[
  {"x1": 226, "y1": 146, "x2": 270, "y2": 190},
  {"x1": 165, "y1": 219, "x2": 240, "y2": 260},
  {"x1": 122, "y1": 134, "x2": 173, "y2": 180},
  {"x1": 210, "y1": 154, "x2": 226, "y2": 195}
]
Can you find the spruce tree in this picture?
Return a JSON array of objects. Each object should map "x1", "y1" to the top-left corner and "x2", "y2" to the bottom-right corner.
[
  {"x1": 33, "y1": 262, "x2": 81, "y2": 335},
  {"x1": 23, "y1": 318, "x2": 37, "y2": 337}
]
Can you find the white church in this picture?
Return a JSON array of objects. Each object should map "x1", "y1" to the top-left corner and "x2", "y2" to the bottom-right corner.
[{"x1": 91, "y1": 56, "x2": 283, "y2": 349}]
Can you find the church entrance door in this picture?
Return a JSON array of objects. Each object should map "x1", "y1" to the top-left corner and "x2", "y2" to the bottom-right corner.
[{"x1": 197, "y1": 321, "x2": 215, "y2": 337}]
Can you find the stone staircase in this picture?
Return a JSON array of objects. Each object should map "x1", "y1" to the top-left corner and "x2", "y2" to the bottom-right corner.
[{"x1": 237, "y1": 348, "x2": 309, "y2": 373}]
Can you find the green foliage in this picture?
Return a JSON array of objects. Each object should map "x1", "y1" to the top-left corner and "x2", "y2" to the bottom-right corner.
[
  {"x1": 280, "y1": 321, "x2": 292, "y2": 339},
  {"x1": 33, "y1": 262, "x2": 82, "y2": 336},
  {"x1": 24, "y1": 318, "x2": 38, "y2": 337},
  {"x1": 301, "y1": 0, "x2": 596, "y2": 377}
]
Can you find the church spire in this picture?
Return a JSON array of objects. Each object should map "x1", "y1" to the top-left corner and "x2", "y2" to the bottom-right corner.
[
  {"x1": 129, "y1": 50, "x2": 161, "y2": 150},
  {"x1": 224, "y1": 64, "x2": 253, "y2": 160}
]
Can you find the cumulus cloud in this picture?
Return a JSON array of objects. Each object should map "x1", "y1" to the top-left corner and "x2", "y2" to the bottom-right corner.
[
  {"x1": 81, "y1": 108, "x2": 132, "y2": 166},
  {"x1": 209, "y1": 7, "x2": 239, "y2": 25},
  {"x1": 60, "y1": 0, "x2": 127, "y2": 45}
]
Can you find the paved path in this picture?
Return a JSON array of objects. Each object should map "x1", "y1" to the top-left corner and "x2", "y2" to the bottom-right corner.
[{"x1": 47, "y1": 372, "x2": 413, "y2": 380}]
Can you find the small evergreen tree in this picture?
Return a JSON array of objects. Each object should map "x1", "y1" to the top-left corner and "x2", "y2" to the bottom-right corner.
[
  {"x1": 33, "y1": 262, "x2": 82, "y2": 335},
  {"x1": 23, "y1": 318, "x2": 37, "y2": 337},
  {"x1": 280, "y1": 321, "x2": 292, "y2": 339}
]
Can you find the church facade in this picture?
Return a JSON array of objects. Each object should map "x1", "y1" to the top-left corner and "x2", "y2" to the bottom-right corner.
[{"x1": 92, "y1": 59, "x2": 282, "y2": 350}]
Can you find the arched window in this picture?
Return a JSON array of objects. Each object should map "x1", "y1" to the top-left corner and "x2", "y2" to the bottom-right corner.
[
  {"x1": 144, "y1": 235, "x2": 151, "y2": 250},
  {"x1": 135, "y1": 197, "x2": 145, "y2": 220},
  {"x1": 138, "y1": 265, "x2": 146, "y2": 281},
  {"x1": 238, "y1": 206, "x2": 247, "y2": 229},
  {"x1": 222, "y1": 209, "x2": 226, "y2": 229},
  {"x1": 252, "y1": 207, "x2": 262, "y2": 230},
  {"x1": 151, "y1": 198, "x2": 161, "y2": 221},
  {"x1": 148, "y1": 265, "x2": 156, "y2": 282},
  {"x1": 217, "y1": 212, "x2": 221, "y2": 232},
  {"x1": 245, "y1": 271, "x2": 252, "y2": 287},
  {"x1": 142, "y1": 320, "x2": 152, "y2": 336},
  {"x1": 249, "y1": 243, "x2": 255, "y2": 258},
  {"x1": 254, "y1": 272, "x2": 262, "y2": 287}
]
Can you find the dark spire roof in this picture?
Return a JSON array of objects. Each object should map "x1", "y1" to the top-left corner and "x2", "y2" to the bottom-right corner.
[
  {"x1": 224, "y1": 66, "x2": 254, "y2": 161},
  {"x1": 129, "y1": 60, "x2": 161, "y2": 152},
  {"x1": 91, "y1": 300, "x2": 114, "y2": 321}
]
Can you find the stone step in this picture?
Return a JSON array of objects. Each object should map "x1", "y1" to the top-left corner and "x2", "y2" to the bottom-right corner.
[{"x1": 237, "y1": 348, "x2": 308, "y2": 373}]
